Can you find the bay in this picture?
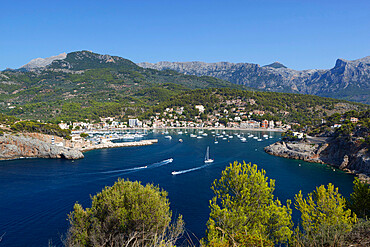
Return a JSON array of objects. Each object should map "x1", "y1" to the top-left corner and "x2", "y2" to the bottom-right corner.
[{"x1": 0, "y1": 130, "x2": 354, "y2": 246}]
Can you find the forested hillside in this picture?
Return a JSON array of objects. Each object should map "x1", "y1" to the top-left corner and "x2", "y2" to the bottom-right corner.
[{"x1": 142, "y1": 88, "x2": 367, "y2": 126}]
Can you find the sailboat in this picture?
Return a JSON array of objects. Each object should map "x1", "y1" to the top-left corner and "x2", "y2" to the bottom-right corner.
[{"x1": 204, "y1": 146, "x2": 214, "y2": 164}]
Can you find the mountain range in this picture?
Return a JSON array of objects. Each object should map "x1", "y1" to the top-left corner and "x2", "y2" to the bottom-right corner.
[
  {"x1": 0, "y1": 51, "x2": 242, "y2": 121},
  {"x1": 15, "y1": 52, "x2": 370, "y2": 104},
  {"x1": 138, "y1": 56, "x2": 370, "y2": 104},
  {"x1": 0, "y1": 50, "x2": 368, "y2": 122}
]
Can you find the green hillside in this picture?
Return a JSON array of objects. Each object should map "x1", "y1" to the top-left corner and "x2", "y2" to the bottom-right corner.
[{"x1": 0, "y1": 51, "x2": 367, "y2": 124}]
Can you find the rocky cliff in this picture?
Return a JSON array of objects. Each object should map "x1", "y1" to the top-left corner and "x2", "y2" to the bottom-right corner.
[
  {"x1": 265, "y1": 139, "x2": 370, "y2": 182},
  {"x1": 138, "y1": 56, "x2": 370, "y2": 104},
  {"x1": 0, "y1": 134, "x2": 84, "y2": 160}
]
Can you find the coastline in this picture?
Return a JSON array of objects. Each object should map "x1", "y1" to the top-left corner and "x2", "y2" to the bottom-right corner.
[
  {"x1": 264, "y1": 140, "x2": 370, "y2": 183},
  {"x1": 1, "y1": 127, "x2": 280, "y2": 161}
]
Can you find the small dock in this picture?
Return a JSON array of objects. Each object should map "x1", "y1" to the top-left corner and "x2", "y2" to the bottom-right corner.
[{"x1": 80, "y1": 139, "x2": 158, "y2": 152}]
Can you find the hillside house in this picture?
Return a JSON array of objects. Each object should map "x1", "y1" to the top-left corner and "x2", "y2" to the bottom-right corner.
[
  {"x1": 350, "y1": 117, "x2": 359, "y2": 123},
  {"x1": 261, "y1": 120, "x2": 269, "y2": 128},
  {"x1": 195, "y1": 105, "x2": 205, "y2": 114}
]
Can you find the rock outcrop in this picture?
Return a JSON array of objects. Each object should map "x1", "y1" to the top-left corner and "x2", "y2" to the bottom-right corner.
[
  {"x1": 0, "y1": 134, "x2": 84, "y2": 160},
  {"x1": 265, "y1": 139, "x2": 370, "y2": 182},
  {"x1": 264, "y1": 141, "x2": 325, "y2": 164}
]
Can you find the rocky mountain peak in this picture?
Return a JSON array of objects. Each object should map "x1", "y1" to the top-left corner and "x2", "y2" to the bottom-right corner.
[
  {"x1": 20, "y1": 52, "x2": 67, "y2": 70},
  {"x1": 263, "y1": 62, "x2": 287, "y2": 69},
  {"x1": 334, "y1": 58, "x2": 349, "y2": 68}
]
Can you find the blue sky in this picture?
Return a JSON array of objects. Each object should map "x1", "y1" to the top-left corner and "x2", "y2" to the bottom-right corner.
[{"x1": 1, "y1": 0, "x2": 369, "y2": 70}]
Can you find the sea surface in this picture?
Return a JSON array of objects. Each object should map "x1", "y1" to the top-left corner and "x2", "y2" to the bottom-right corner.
[{"x1": 0, "y1": 130, "x2": 355, "y2": 246}]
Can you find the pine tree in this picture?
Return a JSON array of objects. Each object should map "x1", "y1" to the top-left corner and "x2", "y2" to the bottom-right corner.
[{"x1": 204, "y1": 161, "x2": 293, "y2": 246}]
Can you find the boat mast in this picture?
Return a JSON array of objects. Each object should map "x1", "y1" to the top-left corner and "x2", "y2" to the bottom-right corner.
[{"x1": 205, "y1": 146, "x2": 209, "y2": 161}]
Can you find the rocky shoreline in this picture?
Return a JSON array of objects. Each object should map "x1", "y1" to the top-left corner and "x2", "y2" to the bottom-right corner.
[
  {"x1": 0, "y1": 134, "x2": 84, "y2": 160},
  {"x1": 264, "y1": 139, "x2": 370, "y2": 183},
  {"x1": 0, "y1": 133, "x2": 159, "y2": 161}
]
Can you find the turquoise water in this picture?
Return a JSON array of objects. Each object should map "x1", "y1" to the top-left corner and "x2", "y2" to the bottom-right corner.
[{"x1": 0, "y1": 130, "x2": 355, "y2": 246}]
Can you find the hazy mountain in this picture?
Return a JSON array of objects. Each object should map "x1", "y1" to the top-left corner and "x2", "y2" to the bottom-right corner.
[
  {"x1": 20, "y1": 52, "x2": 67, "y2": 70},
  {"x1": 138, "y1": 56, "x2": 370, "y2": 104}
]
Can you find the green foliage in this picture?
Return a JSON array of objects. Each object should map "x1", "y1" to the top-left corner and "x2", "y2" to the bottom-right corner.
[
  {"x1": 0, "y1": 113, "x2": 18, "y2": 125},
  {"x1": 281, "y1": 130, "x2": 299, "y2": 141},
  {"x1": 147, "y1": 88, "x2": 366, "y2": 127},
  {"x1": 66, "y1": 179, "x2": 184, "y2": 247},
  {"x1": 79, "y1": 133, "x2": 89, "y2": 138},
  {"x1": 294, "y1": 184, "x2": 357, "y2": 245},
  {"x1": 347, "y1": 178, "x2": 370, "y2": 219},
  {"x1": 10, "y1": 121, "x2": 71, "y2": 138},
  {"x1": 204, "y1": 161, "x2": 293, "y2": 246}
]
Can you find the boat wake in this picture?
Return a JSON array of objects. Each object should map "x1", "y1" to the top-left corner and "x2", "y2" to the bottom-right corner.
[
  {"x1": 92, "y1": 158, "x2": 173, "y2": 175},
  {"x1": 99, "y1": 165, "x2": 148, "y2": 174},
  {"x1": 150, "y1": 158, "x2": 174, "y2": 168},
  {"x1": 172, "y1": 163, "x2": 210, "y2": 175}
]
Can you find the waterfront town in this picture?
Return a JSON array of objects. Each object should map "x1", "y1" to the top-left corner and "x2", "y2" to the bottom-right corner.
[
  {"x1": 58, "y1": 103, "x2": 359, "y2": 134},
  {"x1": 59, "y1": 104, "x2": 287, "y2": 131}
]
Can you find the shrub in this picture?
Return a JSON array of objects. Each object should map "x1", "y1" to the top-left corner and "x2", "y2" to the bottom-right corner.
[
  {"x1": 65, "y1": 179, "x2": 184, "y2": 247},
  {"x1": 203, "y1": 161, "x2": 292, "y2": 246}
]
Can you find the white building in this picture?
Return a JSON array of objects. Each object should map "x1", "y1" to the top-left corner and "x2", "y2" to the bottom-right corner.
[
  {"x1": 195, "y1": 105, "x2": 205, "y2": 114},
  {"x1": 58, "y1": 122, "x2": 68, "y2": 130},
  {"x1": 129, "y1": 119, "x2": 142, "y2": 128},
  {"x1": 269, "y1": 120, "x2": 275, "y2": 128},
  {"x1": 293, "y1": 132, "x2": 304, "y2": 139}
]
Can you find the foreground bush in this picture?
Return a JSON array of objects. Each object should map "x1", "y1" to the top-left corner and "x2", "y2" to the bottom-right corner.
[
  {"x1": 347, "y1": 178, "x2": 370, "y2": 219},
  {"x1": 293, "y1": 184, "x2": 357, "y2": 246},
  {"x1": 65, "y1": 179, "x2": 184, "y2": 247},
  {"x1": 203, "y1": 161, "x2": 293, "y2": 246}
]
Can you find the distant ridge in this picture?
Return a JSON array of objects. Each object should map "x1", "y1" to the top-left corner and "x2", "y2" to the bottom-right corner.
[{"x1": 138, "y1": 56, "x2": 370, "y2": 104}]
